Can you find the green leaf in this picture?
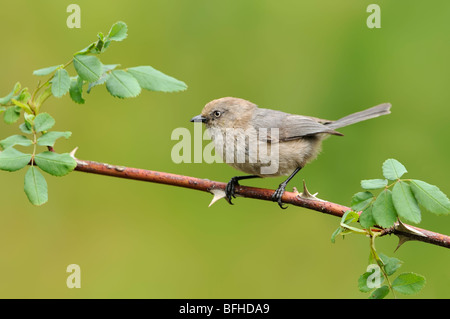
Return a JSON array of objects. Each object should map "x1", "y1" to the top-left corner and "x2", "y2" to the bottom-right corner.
[
  {"x1": 0, "y1": 147, "x2": 32, "y2": 171},
  {"x1": 33, "y1": 65, "x2": 61, "y2": 76},
  {"x1": 107, "y1": 21, "x2": 128, "y2": 41},
  {"x1": 34, "y1": 151, "x2": 77, "y2": 176},
  {"x1": 351, "y1": 191, "x2": 374, "y2": 211},
  {"x1": 69, "y1": 76, "x2": 85, "y2": 104},
  {"x1": 410, "y1": 180, "x2": 450, "y2": 215},
  {"x1": 361, "y1": 179, "x2": 388, "y2": 190},
  {"x1": 359, "y1": 206, "x2": 376, "y2": 228},
  {"x1": 372, "y1": 189, "x2": 397, "y2": 228},
  {"x1": 382, "y1": 159, "x2": 407, "y2": 180},
  {"x1": 0, "y1": 82, "x2": 21, "y2": 105},
  {"x1": 342, "y1": 210, "x2": 360, "y2": 225},
  {"x1": 34, "y1": 113, "x2": 55, "y2": 132},
  {"x1": 379, "y1": 253, "x2": 403, "y2": 276},
  {"x1": 86, "y1": 64, "x2": 118, "y2": 93},
  {"x1": 0, "y1": 135, "x2": 32, "y2": 149},
  {"x1": 73, "y1": 54, "x2": 103, "y2": 82},
  {"x1": 330, "y1": 226, "x2": 342, "y2": 244},
  {"x1": 11, "y1": 98, "x2": 32, "y2": 114},
  {"x1": 19, "y1": 122, "x2": 33, "y2": 134},
  {"x1": 37, "y1": 131, "x2": 72, "y2": 147},
  {"x1": 75, "y1": 42, "x2": 96, "y2": 55},
  {"x1": 392, "y1": 181, "x2": 421, "y2": 224},
  {"x1": 106, "y1": 70, "x2": 141, "y2": 98},
  {"x1": 51, "y1": 69, "x2": 71, "y2": 98},
  {"x1": 331, "y1": 210, "x2": 361, "y2": 243},
  {"x1": 358, "y1": 272, "x2": 373, "y2": 293},
  {"x1": 369, "y1": 285, "x2": 390, "y2": 299},
  {"x1": 24, "y1": 166, "x2": 48, "y2": 206},
  {"x1": 35, "y1": 87, "x2": 52, "y2": 109},
  {"x1": 3, "y1": 106, "x2": 21, "y2": 124},
  {"x1": 392, "y1": 273, "x2": 425, "y2": 295},
  {"x1": 127, "y1": 66, "x2": 187, "y2": 92}
]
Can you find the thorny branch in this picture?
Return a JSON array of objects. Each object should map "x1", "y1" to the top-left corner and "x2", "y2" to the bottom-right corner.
[{"x1": 74, "y1": 157, "x2": 450, "y2": 250}]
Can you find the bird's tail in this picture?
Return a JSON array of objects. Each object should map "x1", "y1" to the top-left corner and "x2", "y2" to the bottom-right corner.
[{"x1": 326, "y1": 103, "x2": 391, "y2": 130}]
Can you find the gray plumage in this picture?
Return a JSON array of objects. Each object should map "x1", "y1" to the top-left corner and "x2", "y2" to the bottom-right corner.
[
  {"x1": 252, "y1": 103, "x2": 391, "y2": 142},
  {"x1": 192, "y1": 97, "x2": 392, "y2": 208}
]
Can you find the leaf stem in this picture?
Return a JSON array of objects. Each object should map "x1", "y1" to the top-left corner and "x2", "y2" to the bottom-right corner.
[{"x1": 369, "y1": 231, "x2": 396, "y2": 298}]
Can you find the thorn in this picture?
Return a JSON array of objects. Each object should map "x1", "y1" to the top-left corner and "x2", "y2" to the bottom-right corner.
[
  {"x1": 394, "y1": 234, "x2": 412, "y2": 252},
  {"x1": 294, "y1": 180, "x2": 324, "y2": 201},
  {"x1": 395, "y1": 219, "x2": 426, "y2": 237},
  {"x1": 392, "y1": 220, "x2": 426, "y2": 252},
  {"x1": 209, "y1": 188, "x2": 227, "y2": 207},
  {"x1": 70, "y1": 146, "x2": 79, "y2": 159}
]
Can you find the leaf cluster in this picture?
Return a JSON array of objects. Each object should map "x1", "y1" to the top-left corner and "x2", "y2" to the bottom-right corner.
[
  {"x1": 0, "y1": 21, "x2": 187, "y2": 206},
  {"x1": 359, "y1": 253, "x2": 425, "y2": 299},
  {"x1": 332, "y1": 159, "x2": 449, "y2": 298},
  {"x1": 352, "y1": 159, "x2": 449, "y2": 228},
  {"x1": 0, "y1": 113, "x2": 75, "y2": 205}
]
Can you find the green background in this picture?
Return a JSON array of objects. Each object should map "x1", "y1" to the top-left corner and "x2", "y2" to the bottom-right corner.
[{"x1": 0, "y1": 0, "x2": 449, "y2": 298}]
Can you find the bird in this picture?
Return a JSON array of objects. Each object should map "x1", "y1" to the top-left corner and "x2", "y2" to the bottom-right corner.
[{"x1": 191, "y1": 97, "x2": 391, "y2": 208}]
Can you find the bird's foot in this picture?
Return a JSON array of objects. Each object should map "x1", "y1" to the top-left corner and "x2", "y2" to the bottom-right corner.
[
  {"x1": 225, "y1": 177, "x2": 239, "y2": 204},
  {"x1": 271, "y1": 184, "x2": 288, "y2": 209}
]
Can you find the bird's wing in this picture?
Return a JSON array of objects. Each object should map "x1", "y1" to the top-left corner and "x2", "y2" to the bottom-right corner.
[{"x1": 252, "y1": 108, "x2": 342, "y2": 142}]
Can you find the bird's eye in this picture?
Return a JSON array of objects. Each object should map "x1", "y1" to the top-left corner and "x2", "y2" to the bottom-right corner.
[{"x1": 213, "y1": 110, "x2": 222, "y2": 118}]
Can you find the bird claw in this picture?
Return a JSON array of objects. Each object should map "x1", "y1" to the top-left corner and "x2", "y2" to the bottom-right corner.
[
  {"x1": 271, "y1": 185, "x2": 288, "y2": 209},
  {"x1": 225, "y1": 177, "x2": 239, "y2": 205}
]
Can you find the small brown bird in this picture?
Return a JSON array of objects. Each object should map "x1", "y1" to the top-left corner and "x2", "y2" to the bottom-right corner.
[{"x1": 191, "y1": 97, "x2": 391, "y2": 208}]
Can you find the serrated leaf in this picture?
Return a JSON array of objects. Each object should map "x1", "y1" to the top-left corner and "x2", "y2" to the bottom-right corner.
[
  {"x1": 69, "y1": 76, "x2": 85, "y2": 104},
  {"x1": 410, "y1": 180, "x2": 450, "y2": 215},
  {"x1": 392, "y1": 273, "x2": 425, "y2": 295},
  {"x1": 34, "y1": 151, "x2": 77, "y2": 176},
  {"x1": 51, "y1": 69, "x2": 71, "y2": 98},
  {"x1": 372, "y1": 189, "x2": 397, "y2": 228},
  {"x1": 86, "y1": 64, "x2": 118, "y2": 93},
  {"x1": 369, "y1": 285, "x2": 390, "y2": 299},
  {"x1": 127, "y1": 66, "x2": 187, "y2": 93},
  {"x1": 0, "y1": 147, "x2": 32, "y2": 171},
  {"x1": 0, "y1": 135, "x2": 32, "y2": 149},
  {"x1": 24, "y1": 166, "x2": 48, "y2": 206},
  {"x1": 379, "y1": 253, "x2": 403, "y2": 276},
  {"x1": 361, "y1": 179, "x2": 388, "y2": 190},
  {"x1": 33, "y1": 65, "x2": 61, "y2": 76},
  {"x1": 37, "y1": 131, "x2": 72, "y2": 147},
  {"x1": 0, "y1": 82, "x2": 21, "y2": 105},
  {"x1": 392, "y1": 181, "x2": 421, "y2": 224},
  {"x1": 359, "y1": 206, "x2": 376, "y2": 228},
  {"x1": 382, "y1": 159, "x2": 407, "y2": 180},
  {"x1": 351, "y1": 191, "x2": 374, "y2": 211},
  {"x1": 73, "y1": 54, "x2": 102, "y2": 82},
  {"x1": 107, "y1": 21, "x2": 128, "y2": 41},
  {"x1": 106, "y1": 70, "x2": 141, "y2": 98},
  {"x1": 34, "y1": 113, "x2": 55, "y2": 132}
]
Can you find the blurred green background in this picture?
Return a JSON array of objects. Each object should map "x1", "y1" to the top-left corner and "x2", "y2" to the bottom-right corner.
[{"x1": 0, "y1": 0, "x2": 449, "y2": 298}]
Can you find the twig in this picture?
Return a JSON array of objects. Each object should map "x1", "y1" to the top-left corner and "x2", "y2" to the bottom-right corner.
[{"x1": 74, "y1": 158, "x2": 450, "y2": 249}]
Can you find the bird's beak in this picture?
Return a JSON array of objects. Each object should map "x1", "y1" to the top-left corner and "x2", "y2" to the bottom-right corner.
[{"x1": 190, "y1": 115, "x2": 207, "y2": 123}]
